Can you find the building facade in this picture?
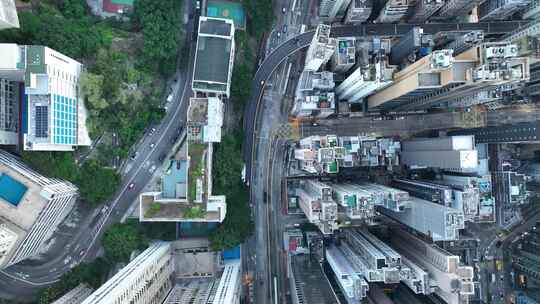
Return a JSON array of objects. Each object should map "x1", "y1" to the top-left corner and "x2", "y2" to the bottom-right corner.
[
  {"x1": 304, "y1": 24, "x2": 336, "y2": 72},
  {"x1": 0, "y1": 0, "x2": 19, "y2": 30},
  {"x1": 81, "y1": 242, "x2": 174, "y2": 304}
]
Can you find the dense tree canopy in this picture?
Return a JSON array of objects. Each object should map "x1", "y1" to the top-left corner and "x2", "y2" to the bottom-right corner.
[
  {"x1": 210, "y1": 135, "x2": 253, "y2": 250},
  {"x1": 102, "y1": 223, "x2": 147, "y2": 263},
  {"x1": 243, "y1": 0, "x2": 273, "y2": 38},
  {"x1": 133, "y1": 0, "x2": 183, "y2": 75}
]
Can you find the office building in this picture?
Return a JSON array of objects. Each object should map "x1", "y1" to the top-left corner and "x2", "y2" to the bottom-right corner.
[
  {"x1": 81, "y1": 242, "x2": 173, "y2": 304},
  {"x1": 344, "y1": 0, "x2": 372, "y2": 24},
  {"x1": 326, "y1": 244, "x2": 369, "y2": 303},
  {"x1": 387, "y1": 228, "x2": 475, "y2": 304},
  {"x1": 408, "y1": 0, "x2": 444, "y2": 22},
  {"x1": 332, "y1": 38, "x2": 356, "y2": 73},
  {"x1": 330, "y1": 183, "x2": 376, "y2": 221},
  {"x1": 378, "y1": 196, "x2": 465, "y2": 241},
  {"x1": 0, "y1": 150, "x2": 78, "y2": 269},
  {"x1": 438, "y1": 0, "x2": 484, "y2": 18},
  {"x1": 294, "y1": 135, "x2": 346, "y2": 174},
  {"x1": 439, "y1": 174, "x2": 495, "y2": 223},
  {"x1": 479, "y1": 0, "x2": 530, "y2": 21},
  {"x1": 349, "y1": 182, "x2": 410, "y2": 212},
  {"x1": 341, "y1": 229, "x2": 402, "y2": 283},
  {"x1": 335, "y1": 60, "x2": 394, "y2": 104},
  {"x1": 304, "y1": 24, "x2": 336, "y2": 72},
  {"x1": 192, "y1": 17, "x2": 235, "y2": 97},
  {"x1": 295, "y1": 180, "x2": 338, "y2": 234},
  {"x1": 52, "y1": 284, "x2": 93, "y2": 304},
  {"x1": 400, "y1": 136, "x2": 478, "y2": 173},
  {"x1": 0, "y1": 0, "x2": 19, "y2": 30},
  {"x1": 210, "y1": 260, "x2": 241, "y2": 304},
  {"x1": 369, "y1": 42, "x2": 529, "y2": 111},
  {"x1": 448, "y1": 121, "x2": 540, "y2": 144},
  {"x1": 376, "y1": 0, "x2": 415, "y2": 23},
  {"x1": 0, "y1": 44, "x2": 91, "y2": 150},
  {"x1": 140, "y1": 97, "x2": 226, "y2": 223},
  {"x1": 389, "y1": 27, "x2": 434, "y2": 65},
  {"x1": 319, "y1": 0, "x2": 352, "y2": 21},
  {"x1": 186, "y1": 97, "x2": 224, "y2": 143},
  {"x1": 291, "y1": 91, "x2": 336, "y2": 118}
]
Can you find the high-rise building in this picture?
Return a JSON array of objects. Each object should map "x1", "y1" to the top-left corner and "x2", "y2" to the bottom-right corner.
[
  {"x1": 369, "y1": 42, "x2": 529, "y2": 111},
  {"x1": 387, "y1": 228, "x2": 475, "y2": 304},
  {"x1": 294, "y1": 135, "x2": 345, "y2": 174},
  {"x1": 344, "y1": 0, "x2": 372, "y2": 24},
  {"x1": 319, "y1": 0, "x2": 352, "y2": 21},
  {"x1": 438, "y1": 0, "x2": 484, "y2": 18},
  {"x1": 341, "y1": 229, "x2": 402, "y2": 283},
  {"x1": 440, "y1": 31, "x2": 485, "y2": 56},
  {"x1": 523, "y1": 0, "x2": 540, "y2": 18},
  {"x1": 330, "y1": 183, "x2": 376, "y2": 221},
  {"x1": 51, "y1": 284, "x2": 93, "y2": 304},
  {"x1": 326, "y1": 244, "x2": 370, "y2": 303},
  {"x1": 192, "y1": 17, "x2": 235, "y2": 97},
  {"x1": 408, "y1": 0, "x2": 444, "y2": 22},
  {"x1": 335, "y1": 60, "x2": 394, "y2": 103},
  {"x1": 0, "y1": 150, "x2": 78, "y2": 269},
  {"x1": 376, "y1": 0, "x2": 415, "y2": 23},
  {"x1": 393, "y1": 178, "x2": 484, "y2": 223},
  {"x1": 297, "y1": 71, "x2": 335, "y2": 92},
  {"x1": 448, "y1": 121, "x2": 540, "y2": 144},
  {"x1": 0, "y1": 0, "x2": 19, "y2": 30},
  {"x1": 331, "y1": 38, "x2": 356, "y2": 73},
  {"x1": 389, "y1": 27, "x2": 433, "y2": 65},
  {"x1": 295, "y1": 180, "x2": 338, "y2": 234},
  {"x1": 0, "y1": 44, "x2": 91, "y2": 150},
  {"x1": 81, "y1": 242, "x2": 174, "y2": 304},
  {"x1": 399, "y1": 136, "x2": 478, "y2": 173},
  {"x1": 349, "y1": 182, "x2": 411, "y2": 212},
  {"x1": 378, "y1": 196, "x2": 465, "y2": 241},
  {"x1": 304, "y1": 24, "x2": 336, "y2": 72},
  {"x1": 479, "y1": 0, "x2": 530, "y2": 21}
]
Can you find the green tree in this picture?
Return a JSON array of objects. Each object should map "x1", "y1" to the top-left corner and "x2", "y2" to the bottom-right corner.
[
  {"x1": 80, "y1": 71, "x2": 108, "y2": 111},
  {"x1": 77, "y1": 160, "x2": 120, "y2": 206},
  {"x1": 102, "y1": 223, "x2": 147, "y2": 262},
  {"x1": 243, "y1": 0, "x2": 273, "y2": 39},
  {"x1": 61, "y1": 0, "x2": 87, "y2": 19}
]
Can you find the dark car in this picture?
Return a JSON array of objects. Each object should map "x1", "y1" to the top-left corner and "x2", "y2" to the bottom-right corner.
[{"x1": 158, "y1": 154, "x2": 166, "y2": 162}]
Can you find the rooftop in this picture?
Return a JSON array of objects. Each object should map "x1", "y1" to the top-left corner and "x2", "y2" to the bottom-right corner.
[
  {"x1": 193, "y1": 18, "x2": 234, "y2": 93},
  {"x1": 290, "y1": 254, "x2": 338, "y2": 304}
]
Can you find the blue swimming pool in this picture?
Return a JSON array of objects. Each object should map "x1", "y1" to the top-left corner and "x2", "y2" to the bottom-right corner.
[{"x1": 0, "y1": 174, "x2": 28, "y2": 206}]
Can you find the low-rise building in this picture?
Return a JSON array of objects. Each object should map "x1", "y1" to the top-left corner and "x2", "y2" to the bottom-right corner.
[
  {"x1": 52, "y1": 284, "x2": 93, "y2": 304},
  {"x1": 140, "y1": 98, "x2": 226, "y2": 223},
  {"x1": 192, "y1": 17, "x2": 235, "y2": 97},
  {"x1": 294, "y1": 135, "x2": 345, "y2": 174}
]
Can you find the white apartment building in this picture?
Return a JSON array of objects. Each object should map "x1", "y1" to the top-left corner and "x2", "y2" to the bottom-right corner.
[
  {"x1": 296, "y1": 180, "x2": 338, "y2": 234},
  {"x1": 326, "y1": 244, "x2": 369, "y2": 303},
  {"x1": 0, "y1": 44, "x2": 91, "y2": 150},
  {"x1": 81, "y1": 242, "x2": 174, "y2": 304},
  {"x1": 304, "y1": 24, "x2": 336, "y2": 72},
  {"x1": 0, "y1": 150, "x2": 78, "y2": 268},
  {"x1": 0, "y1": 0, "x2": 19, "y2": 30},
  {"x1": 212, "y1": 260, "x2": 242, "y2": 304},
  {"x1": 388, "y1": 228, "x2": 475, "y2": 304},
  {"x1": 330, "y1": 183, "x2": 376, "y2": 221},
  {"x1": 192, "y1": 17, "x2": 235, "y2": 97},
  {"x1": 331, "y1": 38, "x2": 356, "y2": 73},
  {"x1": 319, "y1": 0, "x2": 352, "y2": 21},
  {"x1": 335, "y1": 61, "x2": 394, "y2": 104}
]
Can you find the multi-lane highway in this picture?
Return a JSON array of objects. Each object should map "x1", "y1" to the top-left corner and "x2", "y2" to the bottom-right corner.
[{"x1": 0, "y1": 2, "x2": 197, "y2": 300}]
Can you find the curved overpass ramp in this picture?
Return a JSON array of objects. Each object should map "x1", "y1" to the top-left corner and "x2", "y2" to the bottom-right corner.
[{"x1": 243, "y1": 21, "x2": 531, "y2": 178}]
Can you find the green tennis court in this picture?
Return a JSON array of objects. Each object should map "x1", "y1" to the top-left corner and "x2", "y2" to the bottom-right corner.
[{"x1": 206, "y1": 0, "x2": 246, "y2": 30}]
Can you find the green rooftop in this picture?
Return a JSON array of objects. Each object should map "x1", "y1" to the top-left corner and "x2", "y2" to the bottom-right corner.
[{"x1": 111, "y1": 0, "x2": 133, "y2": 5}]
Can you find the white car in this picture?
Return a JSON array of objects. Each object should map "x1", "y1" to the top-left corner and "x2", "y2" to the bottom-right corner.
[{"x1": 167, "y1": 94, "x2": 173, "y2": 102}]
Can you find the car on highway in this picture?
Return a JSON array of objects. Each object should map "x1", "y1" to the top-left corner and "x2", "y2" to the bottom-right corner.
[
  {"x1": 277, "y1": 32, "x2": 281, "y2": 38},
  {"x1": 128, "y1": 183, "x2": 135, "y2": 190},
  {"x1": 283, "y1": 25, "x2": 287, "y2": 33},
  {"x1": 150, "y1": 143, "x2": 156, "y2": 148},
  {"x1": 167, "y1": 94, "x2": 173, "y2": 102},
  {"x1": 150, "y1": 127, "x2": 156, "y2": 135},
  {"x1": 282, "y1": 7, "x2": 286, "y2": 13},
  {"x1": 130, "y1": 151, "x2": 139, "y2": 160}
]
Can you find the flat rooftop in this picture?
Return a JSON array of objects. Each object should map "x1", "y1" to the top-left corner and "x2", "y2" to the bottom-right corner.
[
  {"x1": 194, "y1": 36, "x2": 231, "y2": 84},
  {"x1": 0, "y1": 162, "x2": 48, "y2": 230},
  {"x1": 290, "y1": 254, "x2": 338, "y2": 304},
  {"x1": 199, "y1": 18, "x2": 233, "y2": 36}
]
